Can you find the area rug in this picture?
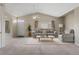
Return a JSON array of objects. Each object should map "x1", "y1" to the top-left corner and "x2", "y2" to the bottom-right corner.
[{"x1": 24, "y1": 37, "x2": 68, "y2": 45}]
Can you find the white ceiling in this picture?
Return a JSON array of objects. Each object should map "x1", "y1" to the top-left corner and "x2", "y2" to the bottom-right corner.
[{"x1": 4, "y1": 3, "x2": 79, "y2": 17}]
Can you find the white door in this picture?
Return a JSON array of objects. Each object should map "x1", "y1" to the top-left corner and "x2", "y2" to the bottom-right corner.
[
  {"x1": 0, "y1": 16, "x2": 5, "y2": 48},
  {"x1": 17, "y1": 19, "x2": 25, "y2": 36},
  {"x1": 0, "y1": 16, "x2": 2, "y2": 48}
]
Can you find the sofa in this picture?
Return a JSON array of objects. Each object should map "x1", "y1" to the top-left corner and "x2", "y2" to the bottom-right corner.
[{"x1": 32, "y1": 29, "x2": 57, "y2": 38}]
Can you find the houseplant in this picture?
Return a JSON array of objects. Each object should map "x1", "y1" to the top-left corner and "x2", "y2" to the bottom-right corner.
[{"x1": 27, "y1": 24, "x2": 32, "y2": 37}]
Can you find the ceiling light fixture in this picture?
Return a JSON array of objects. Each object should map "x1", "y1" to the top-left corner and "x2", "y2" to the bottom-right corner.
[{"x1": 32, "y1": 15, "x2": 40, "y2": 19}]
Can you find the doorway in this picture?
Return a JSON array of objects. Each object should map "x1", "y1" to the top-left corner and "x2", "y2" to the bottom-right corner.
[{"x1": 16, "y1": 19, "x2": 25, "y2": 37}]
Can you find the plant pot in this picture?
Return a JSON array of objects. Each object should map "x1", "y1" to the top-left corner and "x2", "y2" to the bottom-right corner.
[{"x1": 28, "y1": 31, "x2": 32, "y2": 37}]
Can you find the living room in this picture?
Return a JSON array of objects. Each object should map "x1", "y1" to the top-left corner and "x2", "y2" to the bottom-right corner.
[
  {"x1": 0, "y1": 3, "x2": 79, "y2": 54},
  {"x1": 6, "y1": 4, "x2": 76, "y2": 44}
]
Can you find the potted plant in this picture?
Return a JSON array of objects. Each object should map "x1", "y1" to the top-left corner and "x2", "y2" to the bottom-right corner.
[{"x1": 27, "y1": 24, "x2": 32, "y2": 37}]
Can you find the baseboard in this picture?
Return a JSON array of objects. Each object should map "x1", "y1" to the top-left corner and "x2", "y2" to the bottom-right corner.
[
  {"x1": 0, "y1": 44, "x2": 5, "y2": 48},
  {"x1": 0, "y1": 45, "x2": 1, "y2": 48},
  {"x1": 75, "y1": 43, "x2": 79, "y2": 46}
]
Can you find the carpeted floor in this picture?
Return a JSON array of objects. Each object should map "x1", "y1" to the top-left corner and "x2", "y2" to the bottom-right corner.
[{"x1": 0, "y1": 37, "x2": 79, "y2": 55}]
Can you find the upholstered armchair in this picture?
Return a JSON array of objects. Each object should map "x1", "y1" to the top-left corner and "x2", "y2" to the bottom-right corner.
[{"x1": 62, "y1": 29, "x2": 75, "y2": 43}]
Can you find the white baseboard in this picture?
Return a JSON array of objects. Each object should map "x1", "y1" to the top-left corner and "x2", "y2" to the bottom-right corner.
[
  {"x1": 0, "y1": 44, "x2": 5, "y2": 48},
  {"x1": 75, "y1": 43, "x2": 79, "y2": 46}
]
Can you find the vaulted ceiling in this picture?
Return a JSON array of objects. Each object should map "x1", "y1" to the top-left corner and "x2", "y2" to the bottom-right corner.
[{"x1": 4, "y1": 3, "x2": 79, "y2": 17}]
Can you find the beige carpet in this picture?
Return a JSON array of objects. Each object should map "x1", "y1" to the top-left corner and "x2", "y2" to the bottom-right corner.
[
  {"x1": 0, "y1": 37, "x2": 78, "y2": 55},
  {"x1": 23, "y1": 37, "x2": 69, "y2": 44}
]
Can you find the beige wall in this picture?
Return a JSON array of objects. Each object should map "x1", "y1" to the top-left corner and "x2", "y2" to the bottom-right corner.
[
  {"x1": 74, "y1": 7, "x2": 79, "y2": 45},
  {"x1": 0, "y1": 5, "x2": 13, "y2": 47},
  {"x1": 15, "y1": 12, "x2": 64, "y2": 36},
  {"x1": 64, "y1": 11, "x2": 75, "y2": 33},
  {"x1": 64, "y1": 7, "x2": 79, "y2": 45},
  {"x1": 0, "y1": 5, "x2": 8, "y2": 48}
]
